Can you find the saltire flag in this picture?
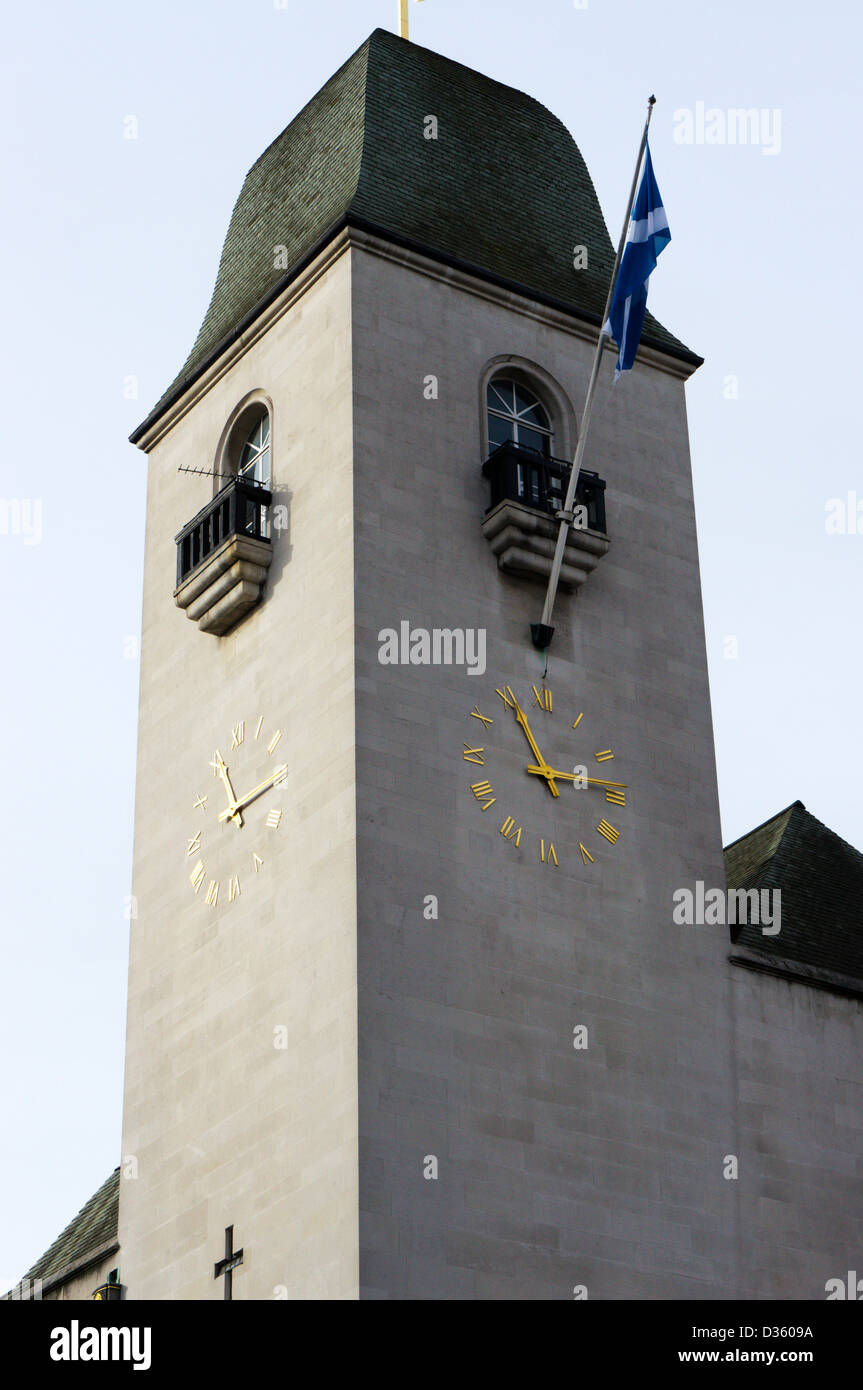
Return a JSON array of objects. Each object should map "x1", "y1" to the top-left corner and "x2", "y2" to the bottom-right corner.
[{"x1": 606, "y1": 143, "x2": 670, "y2": 377}]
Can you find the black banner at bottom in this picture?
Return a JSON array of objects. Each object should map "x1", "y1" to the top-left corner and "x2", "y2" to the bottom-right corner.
[{"x1": 3, "y1": 1299, "x2": 858, "y2": 1376}]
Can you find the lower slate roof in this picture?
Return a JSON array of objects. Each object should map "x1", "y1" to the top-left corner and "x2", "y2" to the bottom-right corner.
[
  {"x1": 7, "y1": 1167, "x2": 119, "y2": 1296},
  {"x1": 725, "y1": 802, "x2": 863, "y2": 994},
  {"x1": 131, "y1": 28, "x2": 698, "y2": 443}
]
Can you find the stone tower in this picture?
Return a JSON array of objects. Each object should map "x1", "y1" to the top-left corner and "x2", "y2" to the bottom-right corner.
[{"x1": 120, "y1": 29, "x2": 734, "y2": 1300}]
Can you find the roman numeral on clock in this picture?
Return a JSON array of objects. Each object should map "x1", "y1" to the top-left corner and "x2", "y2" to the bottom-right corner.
[
  {"x1": 532, "y1": 685, "x2": 552, "y2": 711},
  {"x1": 500, "y1": 816, "x2": 522, "y2": 847},
  {"x1": 579, "y1": 842, "x2": 594, "y2": 865},
  {"x1": 470, "y1": 780, "x2": 496, "y2": 811},
  {"x1": 597, "y1": 819, "x2": 620, "y2": 844},
  {"x1": 463, "y1": 743, "x2": 485, "y2": 765},
  {"x1": 605, "y1": 788, "x2": 626, "y2": 806},
  {"x1": 495, "y1": 686, "x2": 517, "y2": 710},
  {"x1": 470, "y1": 706, "x2": 493, "y2": 729},
  {"x1": 231, "y1": 722, "x2": 244, "y2": 748},
  {"x1": 540, "y1": 839, "x2": 558, "y2": 866}
]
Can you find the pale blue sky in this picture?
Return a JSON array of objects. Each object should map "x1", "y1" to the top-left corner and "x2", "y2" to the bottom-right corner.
[{"x1": 1, "y1": 0, "x2": 860, "y2": 1286}]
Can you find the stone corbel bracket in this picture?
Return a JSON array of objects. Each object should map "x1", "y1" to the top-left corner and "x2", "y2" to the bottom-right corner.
[
  {"x1": 481, "y1": 499, "x2": 609, "y2": 589},
  {"x1": 174, "y1": 534, "x2": 272, "y2": 635}
]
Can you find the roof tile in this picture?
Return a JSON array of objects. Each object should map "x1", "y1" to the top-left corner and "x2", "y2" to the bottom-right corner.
[
  {"x1": 725, "y1": 802, "x2": 863, "y2": 987},
  {"x1": 132, "y1": 28, "x2": 696, "y2": 441},
  {"x1": 13, "y1": 1168, "x2": 119, "y2": 1291}
]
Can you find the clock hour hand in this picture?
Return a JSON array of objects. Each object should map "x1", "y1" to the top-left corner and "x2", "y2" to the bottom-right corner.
[
  {"x1": 217, "y1": 764, "x2": 288, "y2": 823},
  {"x1": 524, "y1": 764, "x2": 627, "y2": 790}
]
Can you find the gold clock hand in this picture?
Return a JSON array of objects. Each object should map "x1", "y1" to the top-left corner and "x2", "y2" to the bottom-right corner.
[
  {"x1": 217, "y1": 764, "x2": 288, "y2": 823},
  {"x1": 212, "y1": 751, "x2": 244, "y2": 828},
  {"x1": 525, "y1": 764, "x2": 627, "y2": 790},
  {"x1": 507, "y1": 692, "x2": 559, "y2": 797}
]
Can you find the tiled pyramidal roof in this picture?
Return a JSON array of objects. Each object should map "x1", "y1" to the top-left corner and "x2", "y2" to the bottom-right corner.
[
  {"x1": 725, "y1": 802, "x2": 863, "y2": 992},
  {"x1": 132, "y1": 28, "x2": 696, "y2": 441},
  {"x1": 9, "y1": 1168, "x2": 119, "y2": 1295}
]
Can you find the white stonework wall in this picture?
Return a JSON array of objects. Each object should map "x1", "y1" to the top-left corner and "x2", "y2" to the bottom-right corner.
[
  {"x1": 119, "y1": 227, "x2": 862, "y2": 1301},
  {"x1": 349, "y1": 241, "x2": 739, "y2": 1299},
  {"x1": 119, "y1": 248, "x2": 359, "y2": 1300},
  {"x1": 730, "y1": 970, "x2": 863, "y2": 1299}
]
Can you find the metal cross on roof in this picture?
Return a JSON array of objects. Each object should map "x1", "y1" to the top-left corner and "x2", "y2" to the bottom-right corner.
[{"x1": 213, "y1": 1226, "x2": 243, "y2": 1301}]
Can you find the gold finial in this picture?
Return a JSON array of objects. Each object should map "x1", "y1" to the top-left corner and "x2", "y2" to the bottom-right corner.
[{"x1": 398, "y1": 0, "x2": 423, "y2": 41}]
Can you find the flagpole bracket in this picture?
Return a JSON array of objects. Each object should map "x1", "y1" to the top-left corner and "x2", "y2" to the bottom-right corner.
[{"x1": 530, "y1": 623, "x2": 555, "y2": 652}]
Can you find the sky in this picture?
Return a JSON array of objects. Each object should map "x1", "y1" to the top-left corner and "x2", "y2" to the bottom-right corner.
[{"x1": 1, "y1": 0, "x2": 860, "y2": 1288}]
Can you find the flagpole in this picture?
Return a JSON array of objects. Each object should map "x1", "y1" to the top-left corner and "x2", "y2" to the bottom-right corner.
[{"x1": 530, "y1": 95, "x2": 656, "y2": 652}]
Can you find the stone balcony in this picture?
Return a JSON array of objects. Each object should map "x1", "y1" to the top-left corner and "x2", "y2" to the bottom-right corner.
[
  {"x1": 174, "y1": 477, "x2": 272, "y2": 635},
  {"x1": 481, "y1": 442, "x2": 609, "y2": 589}
]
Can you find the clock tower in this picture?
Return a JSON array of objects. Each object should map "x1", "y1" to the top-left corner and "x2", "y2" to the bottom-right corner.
[{"x1": 120, "y1": 29, "x2": 735, "y2": 1299}]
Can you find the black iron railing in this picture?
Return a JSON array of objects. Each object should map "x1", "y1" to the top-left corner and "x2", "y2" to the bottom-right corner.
[
  {"x1": 482, "y1": 441, "x2": 607, "y2": 533},
  {"x1": 175, "y1": 476, "x2": 272, "y2": 587}
]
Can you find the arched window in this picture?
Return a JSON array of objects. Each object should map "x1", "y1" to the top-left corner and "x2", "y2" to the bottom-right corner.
[
  {"x1": 486, "y1": 379, "x2": 553, "y2": 457},
  {"x1": 224, "y1": 407, "x2": 271, "y2": 537},
  {"x1": 237, "y1": 412, "x2": 271, "y2": 488}
]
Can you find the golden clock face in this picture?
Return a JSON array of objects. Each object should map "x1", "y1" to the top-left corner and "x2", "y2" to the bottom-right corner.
[
  {"x1": 463, "y1": 683, "x2": 626, "y2": 869},
  {"x1": 186, "y1": 715, "x2": 287, "y2": 909}
]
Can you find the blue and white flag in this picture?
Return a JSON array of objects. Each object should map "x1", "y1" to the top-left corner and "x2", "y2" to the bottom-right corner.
[{"x1": 606, "y1": 143, "x2": 670, "y2": 376}]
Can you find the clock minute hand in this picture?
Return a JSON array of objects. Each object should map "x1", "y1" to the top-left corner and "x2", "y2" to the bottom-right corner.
[
  {"x1": 213, "y1": 751, "x2": 244, "y2": 828},
  {"x1": 217, "y1": 764, "x2": 288, "y2": 823},
  {"x1": 507, "y1": 692, "x2": 559, "y2": 797}
]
